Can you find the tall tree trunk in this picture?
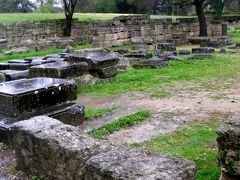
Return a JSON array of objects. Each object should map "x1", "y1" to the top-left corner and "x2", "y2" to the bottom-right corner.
[
  {"x1": 64, "y1": 14, "x2": 73, "y2": 37},
  {"x1": 195, "y1": 0, "x2": 208, "y2": 37}
]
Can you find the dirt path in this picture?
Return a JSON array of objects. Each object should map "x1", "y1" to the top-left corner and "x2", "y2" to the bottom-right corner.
[{"x1": 77, "y1": 79, "x2": 240, "y2": 145}]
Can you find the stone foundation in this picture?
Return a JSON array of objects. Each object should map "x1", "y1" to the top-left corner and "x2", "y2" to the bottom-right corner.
[
  {"x1": 12, "y1": 116, "x2": 197, "y2": 180},
  {"x1": 0, "y1": 15, "x2": 226, "y2": 50}
]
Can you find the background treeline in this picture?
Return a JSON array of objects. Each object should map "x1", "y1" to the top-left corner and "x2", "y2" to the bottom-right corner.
[{"x1": 0, "y1": 0, "x2": 240, "y2": 15}]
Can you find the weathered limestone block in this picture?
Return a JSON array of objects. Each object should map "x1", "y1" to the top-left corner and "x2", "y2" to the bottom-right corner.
[
  {"x1": 13, "y1": 116, "x2": 108, "y2": 179},
  {"x1": 0, "y1": 77, "x2": 77, "y2": 117},
  {"x1": 0, "y1": 73, "x2": 5, "y2": 83},
  {"x1": 97, "y1": 66, "x2": 118, "y2": 78},
  {"x1": 85, "y1": 148, "x2": 196, "y2": 180},
  {"x1": 217, "y1": 112, "x2": 240, "y2": 179},
  {"x1": 178, "y1": 49, "x2": 191, "y2": 55},
  {"x1": 0, "y1": 63, "x2": 10, "y2": 70},
  {"x1": 0, "y1": 70, "x2": 29, "y2": 81},
  {"x1": 29, "y1": 61, "x2": 89, "y2": 79},
  {"x1": 66, "y1": 52, "x2": 119, "y2": 70},
  {"x1": 192, "y1": 47, "x2": 215, "y2": 54},
  {"x1": 157, "y1": 43, "x2": 176, "y2": 52},
  {"x1": 133, "y1": 59, "x2": 169, "y2": 69}
]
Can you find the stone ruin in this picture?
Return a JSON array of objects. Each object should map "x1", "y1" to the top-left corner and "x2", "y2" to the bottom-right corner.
[
  {"x1": 0, "y1": 46, "x2": 200, "y2": 179},
  {"x1": 217, "y1": 112, "x2": 240, "y2": 180},
  {"x1": 12, "y1": 116, "x2": 197, "y2": 179}
]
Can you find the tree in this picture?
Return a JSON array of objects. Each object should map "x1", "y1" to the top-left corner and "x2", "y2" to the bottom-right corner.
[
  {"x1": 206, "y1": 0, "x2": 228, "y2": 20},
  {"x1": 61, "y1": 0, "x2": 78, "y2": 36},
  {"x1": 174, "y1": 0, "x2": 208, "y2": 36}
]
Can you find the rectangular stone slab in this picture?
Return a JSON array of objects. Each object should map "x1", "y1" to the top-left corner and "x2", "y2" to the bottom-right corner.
[
  {"x1": 29, "y1": 61, "x2": 89, "y2": 78},
  {"x1": 0, "y1": 70, "x2": 29, "y2": 81},
  {"x1": 85, "y1": 148, "x2": 196, "y2": 179},
  {"x1": 66, "y1": 52, "x2": 119, "y2": 69},
  {"x1": 10, "y1": 63, "x2": 32, "y2": 70},
  {"x1": 12, "y1": 116, "x2": 107, "y2": 179},
  {"x1": 0, "y1": 77, "x2": 77, "y2": 116},
  {"x1": 0, "y1": 63, "x2": 10, "y2": 70}
]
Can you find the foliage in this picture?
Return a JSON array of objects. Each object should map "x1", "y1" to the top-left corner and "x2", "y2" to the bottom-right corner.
[
  {"x1": 0, "y1": 0, "x2": 35, "y2": 13},
  {"x1": 88, "y1": 110, "x2": 150, "y2": 139},
  {"x1": 142, "y1": 121, "x2": 221, "y2": 179}
]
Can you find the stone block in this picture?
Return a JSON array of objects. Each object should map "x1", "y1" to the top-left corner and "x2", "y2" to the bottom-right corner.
[
  {"x1": 192, "y1": 47, "x2": 215, "y2": 54},
  {"x1": 13, "y1": 116, "x2": 107, "y2": 179},
  {"x1": 66, "y1": 52, "x2": 119, "y2": 70},
  {"x1": 133, "y1": 59, "x2": 169, "y2": 69},
  {"x1": 217, "y1": 112, "x2": 240, "y2": 178},
  {"x1": 178, "y1": 49, "x2": 191, "y2": 55},
  {"x1": 85, "y1": 148, "x2": 196, "y2": 180},
  {"x1": 157, "y1": 43, "x2": 176, "y2": 52},
  {"x1": 29, "y1": 61, "x2": 89, "y2": 79},
  {"x1": 0, "y1": 63, "x2": 10, "y2": 70},
  {"x1": 0, "y1": 70, "x2": 29, "y2": 81},
  {"x1": 0, "y1": 78, "x2": 77, "y2": 117},
  {"x1": 9, "y1": 63, "x2": 32, "y2": 70},
  {"x1": 96, "y1": 66, "x2": 118, "y2": 78}
]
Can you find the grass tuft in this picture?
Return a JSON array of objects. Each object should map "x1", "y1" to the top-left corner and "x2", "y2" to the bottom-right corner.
[
  {"x1": 88, "y1": 110, "x2": 150, "y2": 139},
  {"x1": 85, "y1": 105, "x2": 119, "y2": 120},
  {"x1": 141, "y1": 121, "x2": 221, "y2": 180}
]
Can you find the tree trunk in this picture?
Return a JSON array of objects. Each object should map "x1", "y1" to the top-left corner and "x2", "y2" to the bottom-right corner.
[
  {"x1": 195, "y1": 0, "x2": 208, "y2": 37},
  {"x1": 64, "y1": 15, "x2": 73, "y2": 37}
]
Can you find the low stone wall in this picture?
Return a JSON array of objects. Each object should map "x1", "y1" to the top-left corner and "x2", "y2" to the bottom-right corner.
[
  {"x1": 0, "y1": 15, "x2": 226, "y2": 49},
  {"x1": 13, "y1": 116, "x2": 197, "y2": 179}
]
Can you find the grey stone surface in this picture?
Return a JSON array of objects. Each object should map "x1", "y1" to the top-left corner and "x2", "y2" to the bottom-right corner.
[
  {"x1": 85, "y1": 148, "x2": 196, "y2": 180},
  {"x1": 9, "y1": 63, "x2": 32, "y2": 70},
  {"x1": 192, "y1": 47, "x2": 215, "y2": 54},
  {"x1": 178, "y1": 49, "x2": 191, "y2": 55},
  {"x1": 0, "y1": 63, "x2": 10, "y2": 70},
  {"x1": 74, "y1": 74, "x2": 98, "y2": 87},
  {"x1": 157, "y1": 43, "x2": 176, "y2": 52},
  {"x1": 97, "y1": 66, "x2": 118, "y2": 78},
  {"x1": 8, "y1": 60, "x2": 30, "y2": 64},
  {"x1": 188, "y1": 36, "x2": 210, "y2": 44},
  {"x1": 0, "y1": 78, "x2": 77, "y2": 117},
  {"x1": 217, "y1": 112, "x2": 240, "y2": 176},
  {"x1": 66, "y1": 52, "x2": 119, "y2": 69},
  {"x1": 131, "y1": 37, "x2": 153, "y2": 44},
  {"x1": 200, "y1": 41, "x2": 223, "y2": 48},
  {"x1": 114, "y1": 48, "x2": 129, "y2": 54},
  {"x1": 13, "y1": 116, "x2": 108, "y2": 179},
  {"x1": 133, "y1": 60, "x2": 169, "y2": 69},
  {"x1": 0, "y1": 73, "x2": 5, "y2": 83},
  {"x1": 0, "y1": 70, "x2": 29, "y2": 81},
  {"x1": 29, "y1": 61, "x2": 89, "y2": 78}
]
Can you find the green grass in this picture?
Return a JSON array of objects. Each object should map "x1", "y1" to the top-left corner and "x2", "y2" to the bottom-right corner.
[
  {"x1": 85, "y1": 105, "x2": 119, "y2": 120},
  {"x1": 141, "y1": 121, "x2": 221, "y2": 180},
  {"x1": 78, "y1": 53, "x2": 240, "y2": 96},
  {"x1": 88, "y1": 110, "x2": 150, "y2": 139},
  {"x1": 229, "y1": 30, "x2": 240, "y2": 43},
  {"x1": 0, "y1": 13, "x2": 194, "y2": 22},
  {"x1": 0, "y1": 44, "x2": 92, "y2": 62}
]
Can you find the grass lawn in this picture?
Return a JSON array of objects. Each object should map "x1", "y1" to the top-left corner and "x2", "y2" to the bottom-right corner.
[
  {"x1": 78, "y1": 52, "x2": 240, "y2": 96},
  {"x1": 229, "y1": 30, "x2": 240, "y2": 43},
  {"x1": 0, "y1": 13, "x2": 194, "y2": 22},
  {"x1": 139, "y1": 120, "x2": 221, "y2": 180}
]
